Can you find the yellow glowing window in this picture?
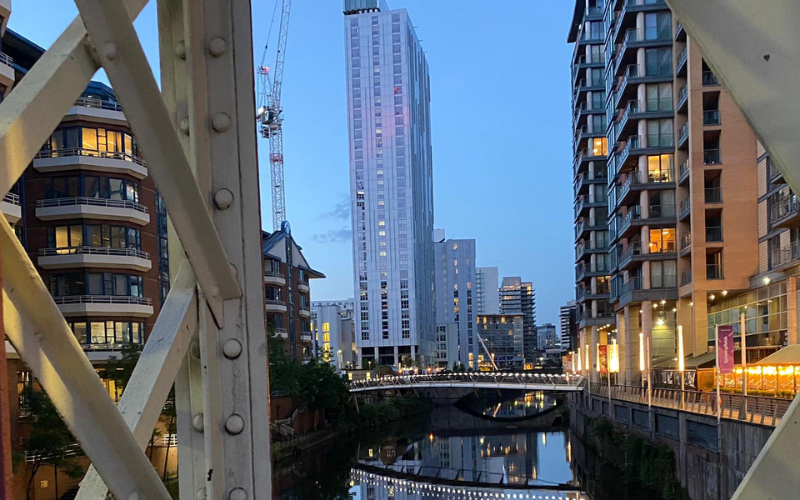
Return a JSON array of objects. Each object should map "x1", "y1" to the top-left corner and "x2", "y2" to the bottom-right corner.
[
  {"x1": 379, "y1": 231, "x2": 386, "y2": 236},
  {"x1": 452, "y1": 243, "x2": 458, "y2": 250},
  {"x1": 380, "y1": 251, "x2": 386, "y2": 257},
  {"x1": 592, "y1": 137, "x2": 608, "y2": 156},
  {"x1": 378, "y1": 220, "x2": 386, "y2": 226},
  {"x1": 322, "y1": 322, "x2": 330, "y2": 333}
]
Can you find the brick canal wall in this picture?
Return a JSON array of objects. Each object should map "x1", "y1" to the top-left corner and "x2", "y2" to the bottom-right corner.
[{"x1": 568, "y1": 391, "x2": 775, "y2": 500}]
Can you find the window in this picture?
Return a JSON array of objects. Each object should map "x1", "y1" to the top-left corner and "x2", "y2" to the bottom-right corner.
[
  {"x1": 647, "y1": 154, "x2": 674, "y2": 182},
  {"x1": 644, "y1": 12, "x2": 671, "y2": 41},
  {"x1": 590, "y1": 91, "x2": 605, "y2": 110},
  {"x1": 49, "y1": 272, "x2": 143, "y2": 297},
  {"x1": 649, "y1": 228, "x2": 676, "y2": 253},
  {"x1": 45, "y1": 175, "x2": 139, "y2": 201},
  {"x1": 645, "y1": 47, "x2": 672, "y2": 76},
  {"x1": 645, "y1": 83, "x2": 672, "y2": 112},
  {"x1": 647, "y1": 119, "x2": 674, "y2": 147},
  {"x1": 650, "y1": 261, "x2": 677, "y2": 288}
]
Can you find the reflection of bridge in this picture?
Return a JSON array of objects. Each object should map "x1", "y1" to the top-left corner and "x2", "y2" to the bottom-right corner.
[
  {"x1": 351, "y1": 467, "x2": 588, "y2": 498},
  {"x1": 349, "y1": 373, "x2": 584, "y2": 393}
]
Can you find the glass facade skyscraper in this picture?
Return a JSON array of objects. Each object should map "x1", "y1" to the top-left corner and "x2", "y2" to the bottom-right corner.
[{"x1": 344, "y1": 0, "x2": 435, "y2": 367}]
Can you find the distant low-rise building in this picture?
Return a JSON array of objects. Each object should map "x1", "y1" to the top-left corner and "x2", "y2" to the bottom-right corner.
[
  {"x1": 311, "y1": 300, "x2": 356, "y2": 370},
  {"x1": 263, "y1": 225, "x2": 325, "y2": 361},
  {"x1": 559, "y1": 301, "x2": 578, "y2": 352},
  {"x1": 536, "y1": 323, "x2": 558, "y2": 352},
  {"x1": 477, "y1": 314, "x2": 524, "y2": 370}
]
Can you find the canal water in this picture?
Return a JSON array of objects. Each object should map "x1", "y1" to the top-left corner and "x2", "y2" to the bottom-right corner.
[{"x1": 272, "y1": 393, "x2": 663, "y2": 500}]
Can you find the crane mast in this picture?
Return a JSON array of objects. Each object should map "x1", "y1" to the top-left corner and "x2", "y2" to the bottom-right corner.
[{"x1": 258, "y1": 0, "x2": 292, "y2": 231}]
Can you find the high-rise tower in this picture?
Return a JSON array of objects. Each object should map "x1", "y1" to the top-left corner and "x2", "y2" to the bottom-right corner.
[{"x1": 344, "y1": 0, "x2": 435, "y2": 367}]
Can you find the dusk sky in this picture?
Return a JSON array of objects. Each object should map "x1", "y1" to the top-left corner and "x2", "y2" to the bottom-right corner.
[{"x1": 9, "y1": 1, "x2": 576, "y2": 325}]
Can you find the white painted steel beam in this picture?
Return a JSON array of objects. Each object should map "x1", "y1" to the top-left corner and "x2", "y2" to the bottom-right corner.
[
  {"x1": 0, "y1": 217, "x2": 170, "y2": 499},
  {"x1": 72, "y1": 0, "x2": 240, "y2": 322},
  {"x1": 664, "y1": 2, "x2": 800, "y2": 498},
  {"x1": 75, "y1": 262, "x2": 197, "y2": 500}
]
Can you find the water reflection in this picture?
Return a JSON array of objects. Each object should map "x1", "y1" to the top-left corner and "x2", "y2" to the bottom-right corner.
[
  {"x1": 472, "y1": 392, "x2": 559, "y2": 419},
  {"x1": 348, "y1": 431, "x2": 585, "y2": 499}
]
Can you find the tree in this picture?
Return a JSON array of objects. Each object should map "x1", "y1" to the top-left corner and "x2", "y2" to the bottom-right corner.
[{"x1": 20, "y1": 385, "x2": 84, "y2": 500}]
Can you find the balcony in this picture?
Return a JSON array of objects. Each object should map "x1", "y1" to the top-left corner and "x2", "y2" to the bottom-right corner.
[
  {"x1": 770, "y1": 241, "x2": 800, "y2": 270},
  {"x1": 265, "y1": 299, "x2": 287, "y2": 313},
  {"x1": 616, "y1": 205, "x2": 642, "y2": 240},
  {"x1": 681, "y1": 270, "x2": 693, "y2": 287},
  {"x1": 0, "y1": 192, "x2": 21, "y2": 225},
  {"x1": 299, "y1": 306, "x2": 311, "y2": 318},
  {"x1": 678, "y1": 159, "x2": 690, "y2": 185},
  {"x1": 36, "y1": 197, "x2": 150, "y2": 226},
  {"x1": 678, "y1": 122, "x2": 689, "y2": 148},
  {"x1": 66, "y1": 96, "x2": 127, "y2": 126},
  {"x1": 676, "y1": 84, "x2": 688, "y2": 113},
  {"x1": 676, "y1": 46, "x2": 688, "y2": 77},
  {"x1": 702, "y1": 71, "x2": 720, "y2": 87},
  {"x1": 298, "y1": 281, "x2": 310, "y2": 293},
  {"x1": 704, "y1": 149, "x2": 722, "y2": 165},
  {"x1": 619, "y1": 242, "x2": 642, "y2": 269},
  {"x1": 300, "y1": 332, "x2": 313, "y2": 342},
  {"x1": 769, "y1": 193, "x2": 800, "y2": 229},
  {"x1": 703, "y1": 110, "x2": 721, "y2": 126},
  {"x1": 273, "y1": 328, "x2": 288, "y2": 339},
  {"x1": 575, "y1": 241, "x2": 609, "y2": 262},
  {"x1": 53, "y1": 295, "x2": 154, "y2": 318},
  {"x1": 679, "y1": 197, "x2": 691, "y2": 220},
  {"x1": 38, "y1": 247, "x2": 151, "y2": 272},
  {"x1": 0, "y1": 51, "x2": 13, "y2": 90},
  {"x1": 706, "y1": 226, "x2": 723, "y2": 243},
  {"x1": 34, "y1": 148, "x2": 148, "y2": 180},
  {"x1": 707, "y1": 264, "x2": 724, "y2": 280},
  {"x1": 264, "y1": 271, "x2": 286, "y2": 286},
  {"x1": 578, "y1": 310, "x2": 616, "y2": 328},
  {"x1": 680, "y1": 232, "x2": 692, "y2": 255},
  {"x1": 705, "y1": 187, "x2": 722, "y2": 204},
  {"x1": 615, "y1": 0, "x2": 667, "y2": 44},
  {"x1": 675, "y1": 22, "x2": 685, "y2": 41}
]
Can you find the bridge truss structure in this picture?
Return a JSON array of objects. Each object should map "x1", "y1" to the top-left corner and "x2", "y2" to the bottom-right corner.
[
  {"x1": 0, "y1": 0, "x2": 270, "y2": 499},
  {"x1": 349, "y1": 372, "x2": 584, "y2": 393}
]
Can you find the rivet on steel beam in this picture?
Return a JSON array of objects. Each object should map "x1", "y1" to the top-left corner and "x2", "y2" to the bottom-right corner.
[
  {"x1": 129, "y1": 493, "x2": 140, "y2": 500},
  {"x1": 230, "y1": 488, "x2": 247, "y2": 500},
  {"x1": 212, "y1": 113, "x2": 232, "y2": 132},
  {"x1": 103, "y1": 43, "x2": 118, "y2": 61},
  {"x1": 190, "y1": 340, "x2": 201, "y2": 359},
  {"x1": 208, "y1": 37, "x2": 226, "y2": 57},
  {"x1": 180, "y1": 117, "x2": 190, "y2": 136},
  {"x1": 225, "y1": 414, "x2": 245, "y2": 435},
  {"x1": 176, "y1": 41, "x2": 187, "y2": 60},
  {"x1": 223, "y1": 339, "x2": 243, "y2": 359},
  {"x1": 196, "y1": 487, "x2": 207, "y2": 500},
  {"x1": 211, "y1": 286, "x2": 221, "y2": 298},
  {"x1": 214, "y1": 188, "x2": 234, "y2": 210},
  {"x1": 192, "y1": 413, "x2": 204, "y2": 432},
  {"x1": 230, "y1": 263, "x2": 238, "y2": 278}
]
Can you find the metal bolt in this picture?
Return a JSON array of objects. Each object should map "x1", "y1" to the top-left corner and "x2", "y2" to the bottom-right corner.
[
  {"x1": 225, "y1": 414, "x2": 245, "y2": 435},
  {"x1": 103, "y1": 43, "x2": 118, "y2": 61},
  {"x1": 208, "y1": 37, "x2": 226, "y2": 57},
  {"x1": 230, "y1": 263, "x2": 238, "y2": 278},
  {"x1": 214, "y1": 188, "x2": 234, "y2": 210},
  {"x1": 195, "y1": 487, "x2": 207, "y2": 500},
  {"x1": 229, "y1": 488, "x2": 247, "y2": 500},
  {"x1": 211, "y1": 286, "x2": 221, "y2": 298},
  {"x1": 129, "y1": 493, "x2": 140, "y2": 500},
  {"x1": 190, "y1": 340, "x2": 201, "y2": 359},
  {"x1": 176, "y1": 41, "x2": 187, "y2": 60},
  {"x1": 192, "y1": 413, "x2": 204, "y2": 432},
  {"x1": 212, "y1": 113, "x2": 232, "y2": 132},
  {"x1": 180, "y1": 117, "x2": 190, "y2": 136},
  {"x1": 223, "y1": 339, "x2": 243, "y2": 359}
]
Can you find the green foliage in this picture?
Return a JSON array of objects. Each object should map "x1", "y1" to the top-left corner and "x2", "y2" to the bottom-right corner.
[
  {"x1": 584, "y1": 417, "x2": 690, "y2": 500},
  {"x1": 105, "y1": 343, "x2": 144, "y2": 390}
]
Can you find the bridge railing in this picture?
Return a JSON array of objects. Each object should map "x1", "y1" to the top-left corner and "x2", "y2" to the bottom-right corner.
[
  {"x1": 349, "y1": 372, "x2": 584, "y2": 391},
  {"x1": 589, "y1": 382, "x2": 792, "y2": 426}
]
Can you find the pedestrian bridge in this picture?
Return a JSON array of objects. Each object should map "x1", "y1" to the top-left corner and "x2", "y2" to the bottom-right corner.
[{"x1": 349, "y1": 372, "x2": 584, "y2": 393}]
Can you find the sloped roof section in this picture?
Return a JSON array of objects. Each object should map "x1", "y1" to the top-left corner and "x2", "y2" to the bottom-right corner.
[
  {"x1": 262, "y1": 228, "x2": 325, "y2": 279},
  {"x1": 756, "y1": 345, "x2": 800, "y2": 365}
]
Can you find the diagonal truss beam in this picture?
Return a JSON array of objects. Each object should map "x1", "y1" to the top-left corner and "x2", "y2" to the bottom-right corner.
[
  {"x1": 664, "y1": 2, "x2": 800, "y2": 499},
  {"x1": 75, "y1": 263, "x2": 198, "y2": 499},
  {"x1": 0, "y1": 217, "x2": 171, "y2": 499},
  {"x1": 73, "y1": 0, "x2": 240, "y2": 320}
]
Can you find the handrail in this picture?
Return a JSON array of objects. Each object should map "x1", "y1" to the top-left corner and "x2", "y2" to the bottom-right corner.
[
  {"x1": 350, "y1": 372, "x2": 584, "y2": 391},
  {"x1": 265, "y1": 299, "x2": 286, "y2": 306},
  {"x1": 39, "y1": 246, "x2": 150, "y2": 259},
  {"x1": 74, "y1": 96, "x2": 124, "y2": 112},
  {"x1": 35, "y1": 147, "x2": 146, "y2": 167},
  {"x1": 36, "y1": 196, "x2": 149, "y2": 213},
  {"x1": 264, "y1": 270, "x2": 284, "y2": 278},
  {"x1": 2, "y1": 193, "x2": 20, "y2": 205},
  {"x1": 52, "y1": 295, "x2": 152, "y2": 306}
]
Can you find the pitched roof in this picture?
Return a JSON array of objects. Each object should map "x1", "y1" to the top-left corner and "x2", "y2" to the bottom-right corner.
[
  {"x1": 262, "y1": 228, "x2": 325, "y2": 278},
  {"x1": 756, "y1": 345, "x2": 800, "y2": 365}
]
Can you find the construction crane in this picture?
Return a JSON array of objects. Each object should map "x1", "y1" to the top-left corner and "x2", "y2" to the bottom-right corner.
[{"x1": 257, "y1": 0, "x2": 292, "y2": 231}]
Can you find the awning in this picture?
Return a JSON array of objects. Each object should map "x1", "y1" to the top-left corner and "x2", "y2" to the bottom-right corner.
[
  {"x1": 653, "y1": 350, "x2": 738, "y2": 370},
  {"x1": 756, "y1": 345, "x2": 800, "y2": 365}
]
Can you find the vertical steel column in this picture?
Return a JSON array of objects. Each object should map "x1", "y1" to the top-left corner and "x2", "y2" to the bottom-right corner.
[{"x1": 0, "y1": 248, "x2": 11, "y2": 500}]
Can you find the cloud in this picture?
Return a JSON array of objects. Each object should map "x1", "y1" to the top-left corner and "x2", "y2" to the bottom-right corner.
[
  {"x1": 319, "y1": 197, "x2": 351, "y2": 220},
  {"x1": 311, "y1": 227, "x2": 352, "y2": 244}
]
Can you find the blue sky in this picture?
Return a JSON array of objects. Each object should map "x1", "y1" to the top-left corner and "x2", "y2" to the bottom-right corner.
[{"x1": 9, "y1": 1, "x2": 576, "y2": 325}]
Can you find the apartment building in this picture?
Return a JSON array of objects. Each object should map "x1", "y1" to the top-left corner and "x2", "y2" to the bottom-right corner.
[
  {"x1": 499, "y1": 277, "x2": 536, "y2": 366},
  {"x1": 476, "y1": 314, "x2": 524, "y2": 370},
  {"x1": 263, "y1": 225, "x2": 325, "y2": 361},
  {"x1": 311, "y1": 301, "x2": 357, "y2": 370},
  {"x1": 476, "y1": 266, "x2": 500, "y2": 315},
  {"x1": 560, "y1": 300, "x2": 579, "y2": 351},
  {"x1": 569, "y1": 0, "x2": 760, "y2": 383}
]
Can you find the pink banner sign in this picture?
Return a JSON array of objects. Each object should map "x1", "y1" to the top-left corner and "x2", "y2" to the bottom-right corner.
[{"x1": 717, "y1": 325, "x2": 735, "y2": 374}]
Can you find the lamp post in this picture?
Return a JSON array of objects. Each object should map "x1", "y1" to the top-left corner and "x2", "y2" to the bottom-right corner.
[
  {"x1": 609, "y1": 339, "x2": 620, "y2": 407},
  {"x1": 639, "y1": 332, "x2": 645, "y2": 400},
  {"x1": 678, "y1": 324, "x2": 685, "y2": 409},
  {"x1": 740, "y1": 312, "x2": 748, "y2": 420}
]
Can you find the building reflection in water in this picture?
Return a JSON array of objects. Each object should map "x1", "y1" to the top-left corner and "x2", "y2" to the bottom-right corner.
[
  {"x1": 351, "y1": 431, "x2": 587, "y2": 499},
  {"x1": 478, "y1": 392, "x2": 559, "y2": 419}
]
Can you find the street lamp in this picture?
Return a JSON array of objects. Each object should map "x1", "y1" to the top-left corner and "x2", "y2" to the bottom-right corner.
[
  {"x1": 608, "y1": 339, "x2": 619, "y2": 405},
  {"x1": 678, "y1": 324, "x2": 685, "y2": 409}
]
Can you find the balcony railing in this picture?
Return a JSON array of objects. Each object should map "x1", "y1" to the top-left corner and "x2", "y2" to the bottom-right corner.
[
  {"x1": 678, "y1": 159, "x2": 690, "y2": 182},
  {"x1": 702, "y1": 71, "x2": 720, "y2": 86},
  {"x1": 703, "y1": 110, "x2": 721, "y2": 126},
  {"x1": 0, "y1": 52, "x2": 13, "y2": 67},
  {"x1": 770, "y1": 241, "x2": 800, "y2": 269},
  {"x1": 705, "y1": 187, "x2": 722, "y2": 203},
  {"x1": 620, "y1": 205, "x2": 642, "y2": 232},
  {"x1": 36, "y1": 148, "x2": 146, "y2": 167},
  {"x1": 681, "y1": 231, "x2": 692, "y2": 251},
  {"x1": 3, "y1": 193, "x2": 20, "y2": 205},
  {"x1": 265, "y1": 299, "x2": 286, "y2": 307},
  {"x1": 52, "y1": 295, "x2": 152, "y2": 306},
  {"x1": 74, "y1": 96, "x2": 124, "y2": 112},
  {"x1": 679, "y1": 197, "x2": 691, "y2": 218},
  {"x1": 620, "y1": 242, "x2": 641, "y2": 265},
  {"x1": 678, "y1": 122, "x2": 689, "y2": 145},
  {"x1": 37, "y1": 197, "x2": 149, "y2": 213},
  {"x1": 704, "y1": 149, "x2": 722, "y2": 165},
  {"x1": 707, "y1": 264, "x2": 724, "y2": 280},
  {"x1": 619, "y1": 276, "x2": 643, "y2": 295},
  {"x1": 676, "y1": 46, "x2": 687, "y2": 73},
  {"x1": 769, "y1": 194, "x2": 798, "y2": 225},
  {"x1": 706, "y1": 226, "x2": 723, "y2": 242},
  {"x1": 677, "y1": 84, "x2": 688, "y2": 110},
  {"x1": 264, "y1": 270, "x2": 283, "y2": 278},
  {"x1": 681, "y1": 270, "x2": 692, "y2": 286},
  {"x1": 39, "y1": 246, "x2": 150, "y2": 259},
  {"x1": 648, "y1": 203, "x2": 675, "y2": 218}
]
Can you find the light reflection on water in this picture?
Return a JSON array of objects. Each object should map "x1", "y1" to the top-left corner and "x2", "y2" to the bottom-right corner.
[
  {"x1": 474, "y1": 392, "x2": 559, "y2": 419},
  {"x1": 347, "y1": 431, "x2": 587, "y2": 499}
]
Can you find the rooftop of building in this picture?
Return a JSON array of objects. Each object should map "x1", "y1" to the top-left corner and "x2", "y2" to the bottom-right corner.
[
  {"x1": 566, "y1": 0, "x2": 587, "y2": 43},
  {"x1": 262, "y1": 226, "x2": 325, "y2": 279}
]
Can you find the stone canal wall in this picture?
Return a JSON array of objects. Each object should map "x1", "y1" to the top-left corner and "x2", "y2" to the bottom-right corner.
[{"x1": 568, "y1": 391, "x2": 775, "y2": 500}]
